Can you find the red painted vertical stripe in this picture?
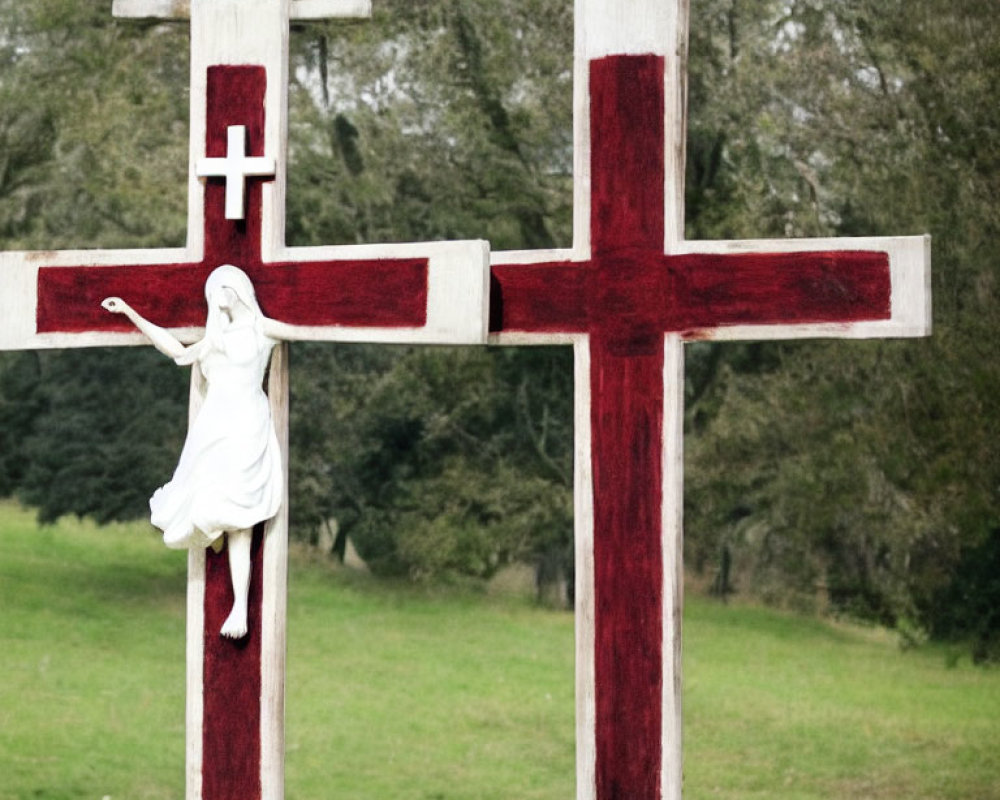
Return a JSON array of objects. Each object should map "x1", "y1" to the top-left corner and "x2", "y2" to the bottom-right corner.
[
  {"x1": 204, "y1": 66, "x2": 268, "y2": 268},
  {"x1": 588, "y1": 55, "x2": 667, "y2": 799},
  {"x1": 199, "y1": 65, "x2": 269, "y2": 800},
  {"x1": 591, "y1": 338, "x2": 664, "y2": 800},
  {"x1": 589, "y1": 55, "x2": 665, "y2": 255},
  {"x1": 202, "y1": 527, "x2": 265, "y2": 800},
  {"x1": 589, "y1": 55, "x2": 666, "y2": 357}
]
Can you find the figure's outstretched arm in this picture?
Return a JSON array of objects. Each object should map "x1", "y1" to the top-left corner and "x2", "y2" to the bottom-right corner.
[
  {"x1": 101, "y1": 297, "x2": 197, "y2": 362},
  {"x1": 261, "y1": 317, "x2": 318, "y2": 342}
]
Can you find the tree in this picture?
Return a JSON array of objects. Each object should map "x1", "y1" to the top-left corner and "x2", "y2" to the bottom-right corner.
[
  {"x1": 280, "y1": 0, "x2": 578, "y2": 584},
  {"x1": 1, "y1": 0, "x2": 579, "y2": 590},
  {"x1": 3, "y1": 348, "x2": 188, "y2": 523},
  {"x1": 0, "y1": 0, "x2": 190, "y2": 522},
  {"x1": 3, "y1": 0, "x2": 999, "y2": 653},
  {"x1": 683, "y1": 0, "x2": 1000, "y2": 656}
]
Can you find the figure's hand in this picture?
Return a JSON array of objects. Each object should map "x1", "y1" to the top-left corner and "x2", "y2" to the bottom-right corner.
[{"x1": 102, "y1": 297, "x2": 128, "y2": 314}]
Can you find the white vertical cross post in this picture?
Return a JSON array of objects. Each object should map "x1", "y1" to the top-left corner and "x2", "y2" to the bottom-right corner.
[
  {"x1": 487, "y1": 1, "x2": 931, "y2": 798},
  {"x1": 0, "y1": 1, "x2": 489, "y2": 799}
]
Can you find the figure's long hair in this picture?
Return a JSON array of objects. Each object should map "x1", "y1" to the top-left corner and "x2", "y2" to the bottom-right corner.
[{"x1": 175, "y1": 264, "x2": 264, "y2": 366}]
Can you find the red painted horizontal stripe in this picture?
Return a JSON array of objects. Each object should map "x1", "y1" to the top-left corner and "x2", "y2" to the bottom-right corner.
[
  {"x1": 487, "y1": 249, "x2": 890, "y2": 337},
  {"x1": 669, "y1": 250, "x2": 892, "y2": 332},
  {"x1": 252, "y1": 260, "x2": 429, "y2": 327},
  {"x1": 36, "y1": 258, "x2": 429, "y2": 333},
  {"x1": 489, "y1": 261, "x2": 589, "y2": 333}
]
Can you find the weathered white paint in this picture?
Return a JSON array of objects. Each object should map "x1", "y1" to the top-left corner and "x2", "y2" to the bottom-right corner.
[
  {"x1": 186, "y1": 546, "x2": 207, "y2": 800},
  {"x1": 664, "y1": 0, "x2": 690, "y2": 253},
  {"x1": 290, "y1": 0, "x2": 372, "y2": 20},
  {"x1": 261, "y1": 343, "x2": 290, "y2": 800},
  {"x1": 112, "y1": 0, "x2": 192, "y2": 18},
  {"x1": 661, "y1": 335, "x2": 685, "y2": 800},
  {"x1": 490, "y1": 248, "x2": 575, "y2": 266},
  {"x1": 113, "y1": 0, "x2": 372, "y2": 20},
  {"x1": 0, "y1": 248, "x2": 192, "y2": 352},
  {"x1": 196, "y1": 125, "x2": 276, "y2": 220},
  {"x1": 572, "y1": 337, "x2": 596, "y2": 800},
  {"x1": 185, "y1": 367, "x2": 208, "y2": 800},
  {"x1": 571, "y1": 4, "x2": 590, "y2": 261},
  {"x1": 0, "y1": 237, "x2": 490, "y2": 351},
  {"x1": 579, "y1": 0, "x2": 671, "y2": 59}
]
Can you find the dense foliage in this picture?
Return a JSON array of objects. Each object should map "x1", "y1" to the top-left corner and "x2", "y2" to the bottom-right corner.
[
  {"x1": 684, "y1": 0, "x2": 1000, "y2": 660},
  {"x1": 0, "y1": 0, "x2": 997, "y2": 656}
]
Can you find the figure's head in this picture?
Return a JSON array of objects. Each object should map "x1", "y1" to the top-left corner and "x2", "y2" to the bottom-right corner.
[
  {"x1": 176, "y1": 265, "x2": 265, "y2": 366},
  {"x1": 205, "y1": 264, "x2": 259, "y2": 316}
]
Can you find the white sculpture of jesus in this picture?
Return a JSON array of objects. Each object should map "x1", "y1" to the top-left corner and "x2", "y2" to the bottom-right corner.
[{"x1": 103, "y1": 264, "x2": 306, "y2": 638}]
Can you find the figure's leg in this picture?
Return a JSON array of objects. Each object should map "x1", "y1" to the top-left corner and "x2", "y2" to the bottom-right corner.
[{"x1": 220, "y1": 528, "x2": 253, "y2": 639}]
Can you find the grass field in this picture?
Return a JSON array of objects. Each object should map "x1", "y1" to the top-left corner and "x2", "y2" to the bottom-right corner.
[{"x1": 1, "y1": 500, "x2": 998, "y2": 799}]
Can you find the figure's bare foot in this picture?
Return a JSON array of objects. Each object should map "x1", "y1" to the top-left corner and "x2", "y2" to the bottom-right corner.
[{"x1": 220, "y1": 605, "x2": 248, "y2": 639}]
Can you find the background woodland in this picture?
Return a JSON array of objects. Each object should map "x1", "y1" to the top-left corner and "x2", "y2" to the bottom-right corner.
[{"x1": 1, "y1": 0, "x2": 997, "y2": 659}]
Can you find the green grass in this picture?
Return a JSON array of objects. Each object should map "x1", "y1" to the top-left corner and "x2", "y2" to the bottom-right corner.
[
  {"x1": 684, "y1": 604, "x2": 1000, "y2": 799},
  {"x1": 0, "y1": 502, "x2": 186, "y2": 800},
  {"x1": 285, "y1": 559, "x2": 575, "y2": 799},
  {"x1": 1, "y1": 500, "x2": 998, "y2": 799}
]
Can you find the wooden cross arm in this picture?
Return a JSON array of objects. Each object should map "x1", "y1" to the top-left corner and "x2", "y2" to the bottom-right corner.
[
  {"x1": 682, "y1": 234, "x2": 931, "y2": 341},
  {"x1": 488, "y1": 235, "x2": 930, "y2": 343},
  {"x1": 0, "y1": 239, "x2": 489, "y2": 351},
  {"x1": 112, "y1": 0, "x2": 373, "y2": 21},
  {"x1": 0, "y1": 247, "x2": 192, "y2": 351},
  {"x1": 270, "y1": 240, "x2": 491, "y2": 344}
]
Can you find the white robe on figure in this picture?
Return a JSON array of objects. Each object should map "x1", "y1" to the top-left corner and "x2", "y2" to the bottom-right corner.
[{"x1": 150, "y1": 266, "x2": 283, "y2": 549}]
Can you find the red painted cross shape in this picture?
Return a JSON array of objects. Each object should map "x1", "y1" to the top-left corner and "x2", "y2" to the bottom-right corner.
[
  {"x1": 487, "y1": 38, "x2": 929, "y2": 800},
  {"x1": 0, "y1": 2, "x2": 929, "y2": 799},
  {"x1": 36, "y1": 68, "x2": 432, "y2": 337},
  {"x1": 0, "y1": 1, "x2": 489, "y2": 794},
  {"x1": 492, "y1": 57, "x2": 892, "y2": 342},
  {"x1": 20, "y1": 62, "x2": 486, "y2": 800}
]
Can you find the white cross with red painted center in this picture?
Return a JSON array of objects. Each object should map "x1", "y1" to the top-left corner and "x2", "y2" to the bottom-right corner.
[
  {"x1": 0, "y1": 2, "x2": 487, "y2": 799},
  {"x1": 488, "y1": 1, "x2": 929, "y2": 799},
  {"x1": 0, "y1": 1, "x2": 931, "y2": 799}
]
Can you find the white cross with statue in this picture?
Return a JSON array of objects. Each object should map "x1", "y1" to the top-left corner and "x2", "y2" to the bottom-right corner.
[
  {"x1": 1, "y1": 1, "x2": 489, "y2": 797},
  {"x1": 0, "y1": 1, "x2": 930, "y2": 799}
]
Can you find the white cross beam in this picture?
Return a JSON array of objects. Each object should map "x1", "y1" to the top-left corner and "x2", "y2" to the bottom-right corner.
[
  {"x1": 196, "y1": 125, "x2": 276, "y2": 220},
  {"x1": 112, "y1": 0, "x2": 373, "y2": 21}
]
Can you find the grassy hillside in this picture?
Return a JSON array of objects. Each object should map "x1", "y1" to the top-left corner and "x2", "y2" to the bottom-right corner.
[{"x1": 1, "y1": 501, "x2": 997, "y2": 799}]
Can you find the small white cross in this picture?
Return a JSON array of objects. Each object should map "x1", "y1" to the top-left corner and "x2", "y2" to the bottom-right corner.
[{"x1": 196, "y1": 125, "x2": 276, "y2": 220}]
